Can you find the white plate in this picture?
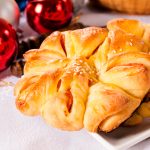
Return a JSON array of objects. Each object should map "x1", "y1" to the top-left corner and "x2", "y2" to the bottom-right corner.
[{"x1": 89, "y1": 119, "x2": 150, "y2": 150}]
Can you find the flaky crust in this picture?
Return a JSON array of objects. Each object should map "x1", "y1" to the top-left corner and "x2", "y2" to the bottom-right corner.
[{"x1": 15, "y1": 19, "x2": 150, "y2": 132}]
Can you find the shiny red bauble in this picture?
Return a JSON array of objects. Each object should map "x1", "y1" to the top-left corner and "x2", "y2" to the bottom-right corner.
[
  {"x1": 26, "y1": 0, "x2": 73, "y2": 34},
  {"x1": 0, "y1": 18, "x2": 18, "y2": 72}
]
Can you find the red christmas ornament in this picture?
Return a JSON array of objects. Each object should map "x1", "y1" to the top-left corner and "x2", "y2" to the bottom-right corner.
[
  {"x1": 26, "y1": 0, "x2": 73, "y2": 34},
  {"x1": 0, "y1": 18, "x2": 18, "y2": 72}
]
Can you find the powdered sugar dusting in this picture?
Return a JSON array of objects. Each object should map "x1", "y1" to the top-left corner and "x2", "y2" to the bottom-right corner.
[{"x1": 65, "y1": 57, "x2": 97, "y2": 83}]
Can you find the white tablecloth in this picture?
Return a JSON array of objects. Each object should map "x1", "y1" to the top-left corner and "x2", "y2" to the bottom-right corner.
[{"x1": 0, "y1": 3, "x2": 150, "y2": 150}]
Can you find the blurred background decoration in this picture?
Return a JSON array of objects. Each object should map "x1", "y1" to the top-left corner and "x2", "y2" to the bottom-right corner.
[
  {"x1": 0, "y1": 0, "x2": 20, "y2": 29},
  {"x1": 25, "y1": 0, "x2": 73, "y2": 34},
  {"x1": 16, "y1": 0, "x2": 28, "y2": 11},
  {"x1": 72, "y1": 0, "x2": 85, "y2": 13},
  {"x1": 0, "y1": 18, "x2": 18, "y2": 72}
]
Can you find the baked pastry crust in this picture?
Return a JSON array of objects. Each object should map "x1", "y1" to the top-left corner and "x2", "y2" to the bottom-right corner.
[
  {"x1": 14, "y1": 19, "x2": 150, "y2": 132},
  {"x1": 98, "y1": 0, "x2": 150, "y2": 14}
]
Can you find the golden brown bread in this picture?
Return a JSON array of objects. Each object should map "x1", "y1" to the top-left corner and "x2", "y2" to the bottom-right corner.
[
  {"x1": 124, "y1": 101, "x2": 150, "y2": 126},
  {"x1": 84, "y1": 82, "x2": 141, "y2": 132},
  {"x1": 14, "y1": 19, "x2": 150, "y2": 132}
]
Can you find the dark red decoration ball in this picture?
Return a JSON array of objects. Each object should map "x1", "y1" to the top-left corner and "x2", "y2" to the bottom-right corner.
[
  {"x1": 0, "y1": 18, "x2": 18, "y2": 72},
  {"x1": 26, "y1": 0, "x2": 73, "y2": 34}
]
